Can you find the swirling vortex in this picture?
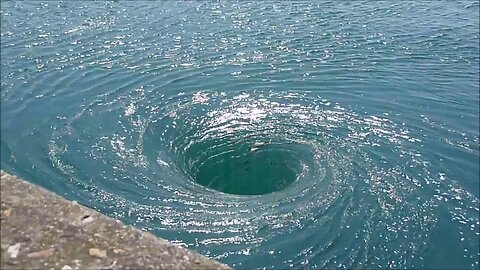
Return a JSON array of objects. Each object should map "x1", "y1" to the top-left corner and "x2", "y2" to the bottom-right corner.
[
  {"x1": 48, "y1": 88, "x2": 479, "y2": 269},
  {"x1": 0, "y1": 1, "x2": 477, "y2": 268}
]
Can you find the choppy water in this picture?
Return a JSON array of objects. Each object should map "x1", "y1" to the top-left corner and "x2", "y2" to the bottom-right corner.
[{"x1": 1, "y1": 1, "x2": 479, "y2": 269}]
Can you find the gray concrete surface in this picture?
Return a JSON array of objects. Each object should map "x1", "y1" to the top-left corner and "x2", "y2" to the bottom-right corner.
[{"x1": 0, "y1": 170, "x2": 231, "y2": 270}]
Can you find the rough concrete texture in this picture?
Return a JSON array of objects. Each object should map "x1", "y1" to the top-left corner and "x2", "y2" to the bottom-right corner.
[{"x1": 0, "y1": 170, "x2": 231, "y2": 270}]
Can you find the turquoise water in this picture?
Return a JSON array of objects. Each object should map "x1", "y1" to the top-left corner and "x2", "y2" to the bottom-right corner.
[{"x1": 1, "y1": 1, "x2": 479, "y2": 268}]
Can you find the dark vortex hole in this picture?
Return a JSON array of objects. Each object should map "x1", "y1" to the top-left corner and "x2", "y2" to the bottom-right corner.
[{"x1": 192, "y1": 147, "x2": 299, "y2": 195}]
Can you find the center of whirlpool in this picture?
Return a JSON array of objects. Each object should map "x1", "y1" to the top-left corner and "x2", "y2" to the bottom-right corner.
[{"x1": 184, "y1": 143, "x2": 303, "y2": 195}]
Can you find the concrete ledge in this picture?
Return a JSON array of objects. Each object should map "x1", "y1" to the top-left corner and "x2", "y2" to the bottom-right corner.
[{"x1": 0, "y1": 170, "x2": 231, "y2": 270}]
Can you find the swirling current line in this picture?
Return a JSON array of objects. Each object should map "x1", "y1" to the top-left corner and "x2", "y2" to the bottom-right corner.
[{"x1": 48, "y1": 88, "x2": 478, "y2": 268}]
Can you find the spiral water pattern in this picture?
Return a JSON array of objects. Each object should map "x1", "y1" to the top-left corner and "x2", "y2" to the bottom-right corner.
[{"x1": 1, "y1": 1, "x2": 479, "y2": 269}]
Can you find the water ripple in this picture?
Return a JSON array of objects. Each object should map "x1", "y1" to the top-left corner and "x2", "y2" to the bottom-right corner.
[{"x1": 1, "y1": 1, "x2": 478, "y2": 269}]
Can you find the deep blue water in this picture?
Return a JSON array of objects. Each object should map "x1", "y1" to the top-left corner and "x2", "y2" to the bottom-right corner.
[{"x1": 1, "y1": 1, "x2": 479, "y2": 269}]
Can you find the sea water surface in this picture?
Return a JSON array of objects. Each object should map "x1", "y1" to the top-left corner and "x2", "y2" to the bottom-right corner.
[{"x1": 1, "y1": 1, "x2": 479, "y2": 269}]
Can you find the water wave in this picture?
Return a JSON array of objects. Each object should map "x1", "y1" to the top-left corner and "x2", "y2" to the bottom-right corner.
[
  {"x1": 46, "y1": 88, "x2": 478, "y2": 268},
  {"x1": 1, "y1": 1, "x2": 478, "y2": 269}
]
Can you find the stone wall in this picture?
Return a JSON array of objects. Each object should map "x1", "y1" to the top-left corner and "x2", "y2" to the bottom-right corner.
[{"x1": 0, "y1": 170, "x2": 231, "y2": 270}]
